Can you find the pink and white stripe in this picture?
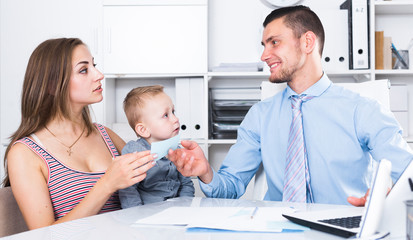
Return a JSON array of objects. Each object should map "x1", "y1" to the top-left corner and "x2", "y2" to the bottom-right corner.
[{"x1": 15, "y1": 123, "x2": 121, "y2": 219}]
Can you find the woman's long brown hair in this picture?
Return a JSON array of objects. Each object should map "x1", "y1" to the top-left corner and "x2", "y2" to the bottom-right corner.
[{"x1": 2, "y1": 38, "x2": 96, "y2": 187}]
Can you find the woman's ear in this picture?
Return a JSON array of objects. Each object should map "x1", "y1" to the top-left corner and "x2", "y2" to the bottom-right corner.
[{"x1": 135, "y1": 123, "x2": 150, "y2": 138}]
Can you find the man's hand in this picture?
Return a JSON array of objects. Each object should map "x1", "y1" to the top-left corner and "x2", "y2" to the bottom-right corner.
[
  {"x1": 168, "y1": 140, "x2": 213, "y2": 183},
  {"x1": 347, "y1": 189, "x2": 370, "y2": 207}
]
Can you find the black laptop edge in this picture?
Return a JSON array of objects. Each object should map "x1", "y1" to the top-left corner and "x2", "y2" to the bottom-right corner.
[{"x1": 282, "y1": 214, "x2": 357, "y2": 238}]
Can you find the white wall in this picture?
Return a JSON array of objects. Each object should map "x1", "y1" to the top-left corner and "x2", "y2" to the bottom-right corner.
[
  {"x1": 208, "y1": 0, "x2": 271, "y2": 68},
  {"x1": 0, "y1": 0, "x2": 102, "y2": 146},
  {"x1": 0, "y1": 145, "x2": 4, "y2": 185},
  {"x1": 0, "y1": 2, "x2": 2, "y2": 183},
  {"x1": 0, "y1": 0, "x2": 102, "y2": 183}
]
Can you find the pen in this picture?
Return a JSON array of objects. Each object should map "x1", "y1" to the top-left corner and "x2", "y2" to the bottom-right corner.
[
  {"x1": 250, "y1": 207, "x2": 258, "y2": 219},
  {"x1": 391, "y1": 43, "x2": 408, "y2": 68}
]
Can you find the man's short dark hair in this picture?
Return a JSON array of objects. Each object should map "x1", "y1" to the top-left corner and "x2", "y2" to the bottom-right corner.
[{"x1": 263, "y1": 5, "x2": 325, "y2": 56}]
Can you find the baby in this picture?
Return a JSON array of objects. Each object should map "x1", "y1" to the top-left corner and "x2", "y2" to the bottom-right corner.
[{"x1": 119, "y1": 85, "x2": 195, "y2": 208}]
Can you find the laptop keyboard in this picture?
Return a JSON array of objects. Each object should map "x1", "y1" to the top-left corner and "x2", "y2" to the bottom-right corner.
[{"x1": 318, "y1": 215, "x2": 362, "y2": 229}]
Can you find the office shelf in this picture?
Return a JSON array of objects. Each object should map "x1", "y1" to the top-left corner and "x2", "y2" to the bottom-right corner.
[
  {"x1": 374, "y1": 69, "x2": 413, "y2": 76},
  {"x1": 207, "y1": 139, "x2": 237, "y2": 145},
  {"x1": 375, "y1": 1, "x2": 413, "y2": 15},
  {"x1": 207, "y1": 72, "x2": 269, "y2": 77},
  {"x1": 104, "y1": 73, "x2": 206, "y2": 79}
]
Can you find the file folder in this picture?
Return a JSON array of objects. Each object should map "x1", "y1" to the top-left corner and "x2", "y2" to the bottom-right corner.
[
  {"x1": 316, "y1": 3, "x2": 349, "y2": 72},
  {"x1": 175, "y1": 78, "x2": 191, "y2": 139},
  {"x1": 340, "y1": 0, "x2": 370, "y2": 69},
  {"x1": 175, "y1": 78, "x2": 205, "y2": 139},
  {"x1": 189, "y1": 78, "x2": 204, "y2": 139}
]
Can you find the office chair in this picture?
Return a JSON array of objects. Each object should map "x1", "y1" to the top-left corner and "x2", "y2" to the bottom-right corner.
[
  {"x1": 253, "y1": 79, "x2": 391, "y2": 200},
  {"x1": 0, "y1": 187, "x2": 28, "y2": 237}
]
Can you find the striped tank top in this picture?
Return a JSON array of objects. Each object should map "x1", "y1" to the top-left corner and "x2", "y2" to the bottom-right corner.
[{"x1": 16, "y1": 123, "x2": 121, "y2": 219}]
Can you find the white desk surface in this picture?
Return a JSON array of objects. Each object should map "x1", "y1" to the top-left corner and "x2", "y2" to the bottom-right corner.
[{"x1": 1, "y1": 197, "x2": 397, "y2": 240}]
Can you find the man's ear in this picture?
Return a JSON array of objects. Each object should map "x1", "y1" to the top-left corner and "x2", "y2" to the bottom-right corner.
[
  {"x1": 302, "y1": 31, "x2": 317, "y2": 54},
  {"x1": 135, "y1": 123, "x2": 150, "y2": 138}
]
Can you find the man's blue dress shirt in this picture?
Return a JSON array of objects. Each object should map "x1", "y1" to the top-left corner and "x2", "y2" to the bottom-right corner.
[{"x1": 200, "y1": 74, "x2": 413, "y2": 204}]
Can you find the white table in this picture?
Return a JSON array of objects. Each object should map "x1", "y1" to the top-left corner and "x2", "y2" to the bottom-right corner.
[{"x1": 1, "y1": 197, "x2": 392, "y2": 240}]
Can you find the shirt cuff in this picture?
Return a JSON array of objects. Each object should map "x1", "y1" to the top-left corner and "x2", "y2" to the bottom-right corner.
[{"x1": 198, "y1": 168, "x2": 220, "y2": 197}]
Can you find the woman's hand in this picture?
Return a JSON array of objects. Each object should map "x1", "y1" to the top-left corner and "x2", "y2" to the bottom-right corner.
[{"x1": 101, "y1": 150, "x2": 156, "y2": 193}]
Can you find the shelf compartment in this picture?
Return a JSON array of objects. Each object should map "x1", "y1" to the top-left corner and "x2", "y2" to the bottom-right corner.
[{"x1": 209, "y1": 87, "x2": 259, "y2": 140}]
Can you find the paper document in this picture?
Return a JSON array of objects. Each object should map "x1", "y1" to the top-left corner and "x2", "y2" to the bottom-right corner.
[
  {"x1": 135, "y1": 207, "x2": 309, "y2": 233},
  {"x1": 150, "y1": 134, "x2": 180, "y2": 161}
]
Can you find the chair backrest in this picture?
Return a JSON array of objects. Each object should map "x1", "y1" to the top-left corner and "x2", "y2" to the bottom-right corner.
[
  {"x1": 260, "y1": 80, "x2": 391, "y2": 108},
  {"x1": 0, "y1": 187, "x2": 28, "y2": 237},
  {"x1": 253, "y1": 79, "x2": 391, "y2": 200}
]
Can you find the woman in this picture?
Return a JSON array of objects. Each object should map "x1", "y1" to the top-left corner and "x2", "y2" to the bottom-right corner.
[{"x1": 2, "y1": 38, "x2": 156, "y2": 229}]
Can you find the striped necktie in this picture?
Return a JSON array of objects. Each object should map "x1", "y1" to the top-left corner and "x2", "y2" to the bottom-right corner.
[{"x1": 283, "y1": 94, "x2": 314, "y2": 203}]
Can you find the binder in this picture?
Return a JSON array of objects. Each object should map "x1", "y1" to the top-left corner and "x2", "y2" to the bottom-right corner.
[
  {"x1": 375, "y1": 31, "x2": 384, "y2": 69},
  {"x1": 340, "y1": 0, "x2": 370, "y2": 69},
  {"x1": 175, "y1": 78, "x2": 205, "y2": 139},
  {"x1": 352, "y1": 0, "x2": 370, "y2": 69},
  {"x1": 315, "y1": 2, "x2": 349, "y2": 72},
  {"x1": 189, "y1": 78, "x2": 204, "y2": 139},
  {"x1": 175, "y1": 78, "x2": 191, "y2": 139}
]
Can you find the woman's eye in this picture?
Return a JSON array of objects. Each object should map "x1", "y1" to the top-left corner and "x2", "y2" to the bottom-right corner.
[{"x1": 80, "y1": 68, "x2": 87, "y2": 74}]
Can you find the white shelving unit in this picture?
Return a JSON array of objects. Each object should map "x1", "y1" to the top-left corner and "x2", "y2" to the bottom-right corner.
[
  {"x1": 98, "y1": 0, "x2": 413, "y2": 199},
  {"x1": 372, "y1": 0, "x2": 413, "y2": 144},
  {"x1": 100, "y1": 0, "x2": 413, "y2": 160}
]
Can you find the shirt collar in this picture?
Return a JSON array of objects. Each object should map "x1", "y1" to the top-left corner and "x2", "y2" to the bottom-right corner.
[
  {"x1": 138, "y1": 137, "x2": 151, "y2": 149},
  {"x1": 285, "y1": 72, "x2": 332, "y2": 98}
]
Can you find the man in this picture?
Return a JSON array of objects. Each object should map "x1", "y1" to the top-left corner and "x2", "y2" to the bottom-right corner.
[{"x1": 168, "y1": 5, "x2": 412, "y2": 205}]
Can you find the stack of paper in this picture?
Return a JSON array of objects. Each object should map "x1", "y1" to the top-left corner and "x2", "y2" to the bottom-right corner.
[{"x1": 134, "y1": 207, "x2": 309, "y2": 233}]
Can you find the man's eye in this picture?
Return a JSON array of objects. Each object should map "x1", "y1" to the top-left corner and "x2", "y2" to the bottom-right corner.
[{"x1": 272, "y1": 40, "x2": 278, "y2": 45}]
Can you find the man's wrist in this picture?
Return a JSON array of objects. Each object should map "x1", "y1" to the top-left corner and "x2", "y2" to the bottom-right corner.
[{"x1": 199, "y1": 166, "x2": 213, "y2": 184}]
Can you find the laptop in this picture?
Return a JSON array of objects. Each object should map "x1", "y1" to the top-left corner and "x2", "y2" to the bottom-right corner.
[{"x1": 283, "y1": 158, "x2": 413, "y2": 238}]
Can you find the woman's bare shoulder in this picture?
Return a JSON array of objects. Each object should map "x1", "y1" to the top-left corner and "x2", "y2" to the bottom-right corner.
[
  {"x1": 8, "y1": 140, "x2": 38, "y2": 162},
  {"x1": 7, "y1": 140, "x2": 46, "y2": 175},
  {"x1": 98, "y1": 125, "x2": 126, "y2": 153},
  {"x1": 7, "y1": 140, "x2": 55, "y2": 229}
]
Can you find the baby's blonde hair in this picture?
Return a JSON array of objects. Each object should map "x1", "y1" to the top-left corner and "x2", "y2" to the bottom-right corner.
[{"x1": 123, "y1": 85, "x2": 164, "y2": 130}]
